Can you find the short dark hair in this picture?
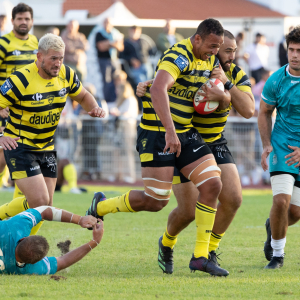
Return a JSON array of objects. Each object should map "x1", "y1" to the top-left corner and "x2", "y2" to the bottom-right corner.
[
  {"x1": 286, "y1": 26, "x2": 300, "y2": 47},
  {"x1": 16, "y1": 236, "x2": 49, "y2": 264},
  {"x1": 256, "y1": 33, "x2": 263, "y2": 38},
  {"x1": 196, "y1": 18, "x2": 224, "y2": 40},
  {"x1": 224, "y1": 30, "x2": 235, "y2": 40},
  {"x1": 12, "y1": 3, "x2": 33, "y2": 20}
]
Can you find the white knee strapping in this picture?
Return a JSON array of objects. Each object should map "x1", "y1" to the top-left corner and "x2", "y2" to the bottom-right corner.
[
  {"x1": 271, "y1": 174, "x2": 295, "y2": 196},
  {"x1": 291, "y1": 186, "x2": 300, "y2": 207},
  {"x1": 143, "y1": 178, "x2": 172, "y2": 201},
  {"x1": 34, "y1": 206, "x2": 62, "y2": 221}
]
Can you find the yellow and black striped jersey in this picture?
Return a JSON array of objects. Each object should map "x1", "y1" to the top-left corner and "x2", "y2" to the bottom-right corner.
[
  {"x1": 141, "y1": 38, "x2": 219, "y2": 133},
  {"x1": 0, "y1": 61, "x2": 82, "y2": 151},
  {"x1": 0, "y1": 31, "x2": 38, "y2": 85},
  {"x1": 192, "y1": 63, "x2": 253, "y2": 144}
]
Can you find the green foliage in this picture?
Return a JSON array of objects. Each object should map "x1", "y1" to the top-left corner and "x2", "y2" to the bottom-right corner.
[{"x1": 1, "y1": 188, "x2": 300, "y2": 299}]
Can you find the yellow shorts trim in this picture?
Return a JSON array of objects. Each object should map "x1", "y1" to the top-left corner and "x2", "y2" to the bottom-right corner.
[
  {"x1": 140, "y1": 153, "x2": 153, "y2": 162},
  {"x1": 172, "y1": 176, "x2": 181, "y2": 185},
  {"x1": 12, "y1": 171, "x2": 27, "y2": 180}
]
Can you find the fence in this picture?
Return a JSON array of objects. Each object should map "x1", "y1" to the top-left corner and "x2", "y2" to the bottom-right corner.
[{"x1": 55, "y1": 115, "x2": 269, "y2": 186}]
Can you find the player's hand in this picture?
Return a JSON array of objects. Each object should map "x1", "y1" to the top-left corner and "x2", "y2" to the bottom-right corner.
[
  {"x1": 79, "y1": 215, "x2": 98, "y2": 229},
  {"x1": 136, "y1": 79, "x2": 154, "y2": 97},
  {"x1": 285, "y1": 145, "x2": 300, "y2": 167},
  {"x1": 93, "y1": 219, "x2": 104, "y2": 244},
  {"x1": 164, "y1": 130, "x2": 181, "y2": 157},
  {"x1": 199, "y1": 82, "x2": 229, "y2": 102},
  {"x1": 0, "y1": 107, "x2": 9, "y2": 119},
  {"x1": 210, "y1": 64, "x2": 228, "y2": 84},
  {"x1": 88, "y1": 106, "x2": 105, "y2": 118},
  {"x1": 0, "y1": 136, "x2": 20, "y2": 150},
  {"x1": 261, "y1": 145, "x2": 273, "y2": 171}
]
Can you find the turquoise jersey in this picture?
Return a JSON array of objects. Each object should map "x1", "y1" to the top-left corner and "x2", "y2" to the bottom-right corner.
[
  {"x1": 262, "y1": 65, "x2": 300, "y2": 139},
  {"x1": 0, "y1": 209, "x2": 57, "y2": 275}
]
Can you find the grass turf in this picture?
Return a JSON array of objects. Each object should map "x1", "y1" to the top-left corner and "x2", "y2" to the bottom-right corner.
[{"x1": 1, "y1": 187, "x2": 300, "y2": 299}]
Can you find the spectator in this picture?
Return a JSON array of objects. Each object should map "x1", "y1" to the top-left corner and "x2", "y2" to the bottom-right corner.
[
  {"x1": 61, "y1": 20, "x2": 88, "y2": 82},
  {"x1": 96, "y1": 17, "x2": 124, "y2": 107},
  {"x1": 233, "y1": 32, "x2": 244, "y2": 66},
  {"x1": 279, "y1": 26, "x2": 294, "y2": 67},
  {"x1": 110, "y1": 80, "x2": 138, "y2": 183},
  {"x1": 156, "y1": 19, "x2": 184, "y2": 53},
  {"x1": 0, "y1": 14, "x2": 7, "y2": 36},
  {"x1": 120, "y1": 26, "x2": 156, "y2": 87},
  {"x1": 46, "y1": 26, "x2": 60, "y2": 36},
  {"x1": 244, "y1": 33, "x2": 269, "y2": 83}
]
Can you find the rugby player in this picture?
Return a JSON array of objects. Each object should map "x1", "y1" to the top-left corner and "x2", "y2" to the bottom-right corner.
[
  {"x1": 0, "y1": 33, "x2": 105, "y2": 235},
  {"x1": 259, "y1": 27, "x2": 300, "y2": 269},
  {"x1": 136, "y1": 30, "x2": 254, "y2": 273},
  {"x1": 87, "y1": 19, "x2": 231, "y2": 276},
  {"x1": 0, "y1": 3, "x2": 37, "y2": 196},
  {"x1": 0, "y1": 206, "x2": 103, "y2": 275}
]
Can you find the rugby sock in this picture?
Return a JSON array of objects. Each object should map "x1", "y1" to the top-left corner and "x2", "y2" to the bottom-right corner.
[
  {"x1": 0, "y1": 168, "x2": 5, "y2": 187},
  {"x1": 162, "y1": 228, "x2": 178, "y2": 249},
  {"x1": 271, "y1": 237, "x2": 286, "y2": 257},
  {"x1": 209, "y1": 232, "x2": 225, "y2": 252},
  {"x1": 63, "y1": 163, "x2": 77, "y2": 190},
  {"x1": 97, "y1": 191, "x2": 135, "y2": 216},
  {"x1": 2, "y1": 166, "x2": 9, "y2": 187},
  {"x1": 13, "y1": 183, "x2": 24, "y2": 199},
  {"x1": 0, "y1": 196, "x2": 29, "y2": 219},
  {"x1": 30, "y1": 220, "x2": 44, "y2": 235},
  {"x1": 194, "y1": 202, "x2": 216, "y2": 259}
]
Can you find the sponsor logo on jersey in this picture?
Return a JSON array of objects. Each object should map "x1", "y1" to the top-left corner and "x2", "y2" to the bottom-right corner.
[
  {"x1": 32, "y1": 93, "x2": 43, "y2": 101},
  {"x1": 30, "y1": 165, "x2": 40, "y2": 171},
  {"x1": 10, "y1": 158, "x2": 16, "y2": 168},
  {"x1": 47, "y1": 95, "x2": 54, "y2": 106},
  {"x1": 203, "y1": 70, "x2": 210, "y2": 78},
  {"x1": 33, "y1": 49, "x2": 38, "y2": 54},
  {"x1": 58, "y1": 88, "x2": 67, "y2": 97},
  {"x1": 0, "y1": 79, "x2": 13, "y2": 95},
  {"x1": 168, "y1": 86, "x2": 195, "y2": 99},
  {"x1": 31, "y1": 101, "x2": 45, "y2": 105},
  {"x1": 174, "y1": 55, "x2": 189, "y2": 71},
  {"x1": 12, "y1": 50, "x2": 21, "y2": 56},
  {"x1": 158, "y1": 152, "x2": 173, "y2": 155},
  {"x1": 29, "y1": 111, "x2": 61, "y2": 125},
  {"x1": 141, "y1": 138, "x2": 148, "y2": 150},
  {"x1": 58, "y1": 76, "x2": 66, "y2": 83},
  {"x1": 45, "y1": 82, "x2": 54, "y2": 87}
]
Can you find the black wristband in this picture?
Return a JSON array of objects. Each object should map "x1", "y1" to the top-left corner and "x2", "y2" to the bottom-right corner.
[{"x1": 224, "y1": 80, "x2": 234, "y2": 90}]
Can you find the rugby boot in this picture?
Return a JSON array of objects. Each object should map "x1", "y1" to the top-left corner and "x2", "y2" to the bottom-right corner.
[
  {"x1": 189, "y1": 255, "x2": 229, "y2": 276},
  {"x1": 264, "y1": 256, "x2": 284, "y2": 269},
  {"x1": 158, "y1": 236, "x2": 174, "y2": 274},
  {"x1": 86, "y1": 192, "x2": 106, "y2": 229},
  {"x1": 209, "y1": 251, "x2": 221, "y2": 266},
  {"x1": 264, "y1": 218, "x2": 273, "y2": 261}
]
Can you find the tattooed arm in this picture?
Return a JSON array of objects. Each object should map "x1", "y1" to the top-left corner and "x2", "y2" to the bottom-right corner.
[{"x1": 258, "y1": 100, "x2": 276, "y2": 171}]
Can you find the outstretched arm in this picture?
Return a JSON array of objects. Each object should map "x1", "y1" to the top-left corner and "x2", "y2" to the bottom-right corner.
[{"x1": 56, "y1": 221, "x2": 104, "y2": 272}]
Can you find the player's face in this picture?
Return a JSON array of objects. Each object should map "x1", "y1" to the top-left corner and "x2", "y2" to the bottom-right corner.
[
  {"x1": 40, "y1": 49, "x2": 64, "y2": 78},
  {"x1": 195, "y1": 33, "x2": 223, "y2": 61},
  {"x1": 12, "y1": 12, "x2": 33, "y2": 36},
  {"x1": 217, "y1": 37, "x2": 237, "y2": 72},
  {"x1": 288, "y1": 42, "x2": 300, "y2": 71}
]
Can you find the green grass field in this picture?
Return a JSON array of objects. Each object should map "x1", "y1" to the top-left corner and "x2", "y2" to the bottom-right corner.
[{"x1": 2, "y1": 186, "x2": 300, "y2": 299}]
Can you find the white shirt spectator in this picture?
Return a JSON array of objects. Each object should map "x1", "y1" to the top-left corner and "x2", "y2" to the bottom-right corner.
[{"x1": 245, "y1": 43, "x2": 269, "y2": 71}]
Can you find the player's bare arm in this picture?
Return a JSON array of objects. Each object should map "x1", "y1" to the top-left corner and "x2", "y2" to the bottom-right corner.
[
  {"x1": 56, "y1": 221, "x2": 104, "y2": 272},
  {"x1": 149, "y1": 70, "x2": 181, "y2": 156},
  {"x1": 71, "y1": 87, "x2": 105, "y2": 118},
  {"x1": 258, "y1": 100, "x2": 275, "y2": 171}
]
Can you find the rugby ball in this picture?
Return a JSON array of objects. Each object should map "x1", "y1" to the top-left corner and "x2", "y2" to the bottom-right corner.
[{"x1": 193, "y1": 78, "x2": 224, "y2": 115}]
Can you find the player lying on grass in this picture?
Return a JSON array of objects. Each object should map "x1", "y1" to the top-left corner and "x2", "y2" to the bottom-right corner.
[
  {"x1": 136, "y1": 30, "x2": 254, "y2": 274},
  {"x1": 0, "y1": 206, "x2": 103, "y2": 275},
  {"x1": 0, "y1": 33, "x2": 105, "y2": 236}
]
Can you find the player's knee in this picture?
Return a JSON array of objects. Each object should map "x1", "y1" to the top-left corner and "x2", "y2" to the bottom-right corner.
[
  {"x1": 144, "y1": 194, "x2": 169, "y2": 211},
  {"x1": 29, "y1": 194, "x2": 50, "y2": 207},
  {"x1": 273, "y1": 196, "x2": 290, "y2": 210},
  {"x1": 202, "y1": 178, "x2": 222, "y2": 199}
]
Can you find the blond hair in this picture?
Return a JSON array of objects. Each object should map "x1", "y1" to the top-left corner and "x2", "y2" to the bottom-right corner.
[
  {"x1": 116, "y1": 81, "x2": 135, "y2": 107},
  {"x1": 38, "y1": 33, "x2": 65, "y2": 53}
]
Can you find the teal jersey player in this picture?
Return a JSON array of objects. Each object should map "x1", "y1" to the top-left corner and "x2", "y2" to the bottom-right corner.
[
  {"x1": 0, "y1": 209, "x2": 57, "y2": 275},
  {"x1": 261, "y1": 65, "x2": 300, "y2": 176}
]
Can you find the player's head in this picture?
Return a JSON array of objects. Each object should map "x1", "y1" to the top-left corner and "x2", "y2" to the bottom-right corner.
[
  {"x1": 216, "y1": 30, "x2": 237, "y2": 72},
  {"x1": 37, "y1": 33, "x2": 65, "y2": 77},
  {"x1": 286, "y1": 26, "x2": 300, "y2": 71},
  {"x1": 192, "y1": 18, "x2": 224, "y2": 61},
  {"x1": 16, "y1": 236, "x2": 49, "y2": 264},
  {"x1": 12, "y1": 3, "x2": 33, "y2": 36}
]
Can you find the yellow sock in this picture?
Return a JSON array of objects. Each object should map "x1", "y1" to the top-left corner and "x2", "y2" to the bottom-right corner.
[
  {"x1": 162, "y1": 228, "x2": 178, "y2": 249},
  {"x1": 13, "y1": 183, "x2": 24, "y2": 199},
  {"x1": 0, "y1": 168, "x2": 5, "y2": 187},
  {"x1": 0, "y1": 196, "x2": 28, "y2": 219},
  {"x1": 209, "y1": 232, "x2": 225, "y2": 252},
  {"x1": 2, "y1": 166, "x2": 9, "y2": 187},
  {"x1": 30, "y1": 220, "x2": 44, "y2": 235},
  {"x1": 194, "y1": 202, "x2": 217, "y2": 259},
  {"x1": 63, "y1": 163, "x2": 77, "y2": 190},
  {"x1": 97, "y1": 191, "x2": 135, "y2": 216}
]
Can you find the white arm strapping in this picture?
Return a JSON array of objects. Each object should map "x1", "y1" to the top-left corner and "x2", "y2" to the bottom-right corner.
[{"x1": 33, "y1": 206, "x2": 63, "y2": 222}]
